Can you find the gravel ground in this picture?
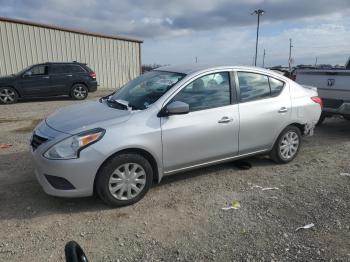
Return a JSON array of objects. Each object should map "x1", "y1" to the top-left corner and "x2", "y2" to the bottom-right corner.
[{"x1": 0, "y1": 93, "x2": 349, "y2": 261}]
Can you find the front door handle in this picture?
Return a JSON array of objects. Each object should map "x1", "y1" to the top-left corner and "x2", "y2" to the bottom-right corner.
[
  {"x1": 66, "y1": 74, "x2": 73, "y2": 77},
  {"x1": 278, "y1": 107, "x2": 288, "y2": 113},
  {"x1": 218, "y1": 116, "x2": 233, "y2": 124},
  {"x1": 42, "y1": 76, "x2": 50, "y2": 79}
]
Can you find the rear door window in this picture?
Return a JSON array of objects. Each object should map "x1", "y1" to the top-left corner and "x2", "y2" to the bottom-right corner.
[
  {"x1": 237, "y1": 72, "x2": 285, "y2": 102},
  {"x1": 50, "y1": 65, "x2": 71, "y2": 74},
  {"x1": 238, "y1": 72, "x2": 270, "y2": 102}
]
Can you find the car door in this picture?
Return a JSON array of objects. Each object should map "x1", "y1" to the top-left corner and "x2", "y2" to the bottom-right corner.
[
  {"x1": 236, "y1": 71, "x2": 291, "y2": 154},
  {"x1": 160, "y1": 71, "x2": 239, "y2": 173},
  {"x1": 18, "y1": 65, "x2": 51, "y2": 96},
  {"x1": 48, "y1": 64, "x2": 74, "y2": 95}
]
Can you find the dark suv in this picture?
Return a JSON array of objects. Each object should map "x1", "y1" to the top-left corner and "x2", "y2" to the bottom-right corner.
[{"x1": 0, "y1": 62, "x2": 97, "y2": 104}]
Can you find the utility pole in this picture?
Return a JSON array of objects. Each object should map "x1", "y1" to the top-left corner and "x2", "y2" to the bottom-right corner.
[
  {"x1": 314, "y1": 57, "x2": 318, "y2": 67},
  {"x1": 288, "y1": 38, "x2": 293, "y2": 73},
  {"x1": 252, "y1": 9, "x2": 265, "y2": 66},
  {"x1": 195, "y1": 56, "x2": 198, "y2": 64},
  {"x1": 262, "y1": 49, "x2": 266, "y2": 68}
]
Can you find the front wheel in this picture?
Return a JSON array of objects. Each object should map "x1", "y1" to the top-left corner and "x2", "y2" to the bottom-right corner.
[
  {"x1": 0, "y1": 87, "x2": 18, "y2": 104},
  {"x1": 71, "y1": 84, "x2": 88, "y2": 100},
  {"x1": 270, "y1": 126, "x2": 302, "y2": 164},
  {"x1": 95, "y1": 153, "x2": 153, "y2": 207}
]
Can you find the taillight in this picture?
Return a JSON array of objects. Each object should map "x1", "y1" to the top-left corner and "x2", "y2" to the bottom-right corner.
[
  {"x1": 311, "y1": 96, "x2": 323, "y2": 109},
  {"x1": 89, "y1": 72, "x2": 96, "y2": 79}
]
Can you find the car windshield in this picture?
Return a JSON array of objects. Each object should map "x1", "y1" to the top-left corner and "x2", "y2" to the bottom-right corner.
[
  {"x1": 109, "y1": 70, "x2": 186, "y2": 110},
  {"x1": 16, "y1": 65, "x2": 32, "y2": 75}
]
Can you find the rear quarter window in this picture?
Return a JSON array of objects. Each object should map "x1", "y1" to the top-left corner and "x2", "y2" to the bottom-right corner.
[
  {"x1": 69, "y1": 65, "x2": 86, "y2": 73},
  {"x1": 269, "y1": 77, "x2": 285, "y2": 97}
]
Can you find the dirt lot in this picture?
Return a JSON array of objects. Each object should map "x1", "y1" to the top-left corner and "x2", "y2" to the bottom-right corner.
[{"x1": 0, "y1": 92, "x2": 349, "y2": 261}]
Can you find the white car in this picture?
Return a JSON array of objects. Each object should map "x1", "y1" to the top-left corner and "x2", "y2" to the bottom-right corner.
[{"x1": 31, "y1": 65, "x2": 322, "y2": 206}]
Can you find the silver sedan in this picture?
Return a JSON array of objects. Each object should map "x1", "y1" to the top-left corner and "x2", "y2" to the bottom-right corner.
[{"x1": 31, "y1": 65, "x2": 322, "y2": 206}]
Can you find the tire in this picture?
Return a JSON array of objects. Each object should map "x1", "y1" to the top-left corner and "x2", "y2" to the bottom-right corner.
[
  {"x1": 316, "y1": 113, "x2": 326, "y2": 126},
  {"x1": 70, "y1": 84, "x2": 88, "y2": 100},
  {"x1": 96, "y1": 153, "x2": 153, "y2": 207},
  {"x1": 270, "y1": 125, "x2": 302, "y2": 164},
  {"x1": 0, "y1": 87, "x2": 18, "y2": 104},
  {"x1": 344, "y1": 116, "x2": 350, "y2": 121}
]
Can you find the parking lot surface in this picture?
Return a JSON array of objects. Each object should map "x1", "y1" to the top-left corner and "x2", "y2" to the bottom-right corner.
[{"x1": 0, "y1": 92, "x2": 349, "y2": 261}]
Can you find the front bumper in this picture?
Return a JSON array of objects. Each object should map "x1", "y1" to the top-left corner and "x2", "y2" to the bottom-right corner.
[{"x1": 31, "y1": 123, "x2": 105, "y2": 198}]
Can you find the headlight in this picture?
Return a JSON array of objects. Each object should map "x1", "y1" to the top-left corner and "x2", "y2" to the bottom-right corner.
[{"x1": 43, "y1": 128, "x2": 105, "y2": 160}]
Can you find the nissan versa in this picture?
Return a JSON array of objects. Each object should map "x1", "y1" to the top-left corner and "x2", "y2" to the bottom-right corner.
[{"x1": 31, "y1": 65, "x2": 322, "y2": 206}]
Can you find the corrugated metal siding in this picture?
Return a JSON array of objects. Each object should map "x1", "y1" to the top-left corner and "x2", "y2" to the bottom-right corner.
[{"x1": 0, "y1": 20, "x2": 141, "y2": 89}]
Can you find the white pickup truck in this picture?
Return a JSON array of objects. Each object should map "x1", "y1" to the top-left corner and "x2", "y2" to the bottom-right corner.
[{"x1": 295, "y1": 58, "x2": 350, "y2": 124}]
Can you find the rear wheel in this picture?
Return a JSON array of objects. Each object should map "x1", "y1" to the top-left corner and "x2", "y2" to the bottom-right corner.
[
  {"x1": 270, "y1": 125, "x2": 302, "y2": 164},
  {"x1": 96, "y1": 153, "x2": 153, "y2": 207},
  {"x1": 344, "y1": 116, "x2": 350, "y2": 121},
  {"x1": 71, "y1": 84, "x2": 88, "y2": 100},
  {"x1": 0, "y1": 87, "x2": 18, "y2": 104}
]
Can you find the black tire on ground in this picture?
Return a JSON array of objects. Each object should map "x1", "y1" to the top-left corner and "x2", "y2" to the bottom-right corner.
[
  {"x1": 95, "y1": 153, "x2": 153, "y2": 207},
  {"x1": 343, "y1": 116, "x2": 350, "y2": 121},
  {"x1": 270, "y1": 125, "x2": 302, "y2": 164},
  {"x1": 316, "y1": 113, "x2": 326, "y2": 126},
  {"x1": 0, "y1": 87, "x2": 18, "y2": 104},
  {"x1": 70, "y1": 84, "x2": 88, "y2": 100}
]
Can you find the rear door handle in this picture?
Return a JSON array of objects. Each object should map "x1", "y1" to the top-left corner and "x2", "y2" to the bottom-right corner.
[
  {"x1": 42, "y1": 76, "x2": 50, "y2": 79},
  {"x1": 278, "y1": 107, "x2": 288, "y2": 113},
  {"x1": 218, "y1": 116, "x2": 233, "y2": 123},
  {"x1": 66, "y1": 74, "x2": 73, "y2": 77}
]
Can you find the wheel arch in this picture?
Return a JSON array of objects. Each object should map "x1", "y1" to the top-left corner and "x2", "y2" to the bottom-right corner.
[
  {"x1": 71, "y1": 82, "x2": 88, "y2": 89},
  {"x1": 271, "y1": 122, "x2": 305, "y2": 150},
  {"x1": 0, "y1": 85, "x2": 22, "y2": 98},
  {"x1": 93, "y1": 147, "x2": 160, "y2": 195}
]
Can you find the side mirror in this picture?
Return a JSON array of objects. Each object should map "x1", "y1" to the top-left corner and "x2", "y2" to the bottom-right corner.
[
  {"x1": 65, "y1": 241, "x2": 89, "y2": 262},
  {"x1": 158, "y1": 101, "x2": 189, "y2": 117},
  {"x1": 23, "y1": 71, "x2": 32, "y2": 78}
]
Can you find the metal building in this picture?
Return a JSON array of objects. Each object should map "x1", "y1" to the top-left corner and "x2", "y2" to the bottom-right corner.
[{"x1": 0, "y1": 17, "x2": 142, "y2": 89}]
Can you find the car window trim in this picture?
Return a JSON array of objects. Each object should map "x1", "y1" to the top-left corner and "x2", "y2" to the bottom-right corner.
[
  {"x1": 235, "y1": 70, "x2": 286, "y2": 103},
  {"x1": 160, "y1": 70, "x2": 235, "y2": 115}
]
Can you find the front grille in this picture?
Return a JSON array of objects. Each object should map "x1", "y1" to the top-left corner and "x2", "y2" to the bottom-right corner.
[
  {"x1": 323, "y1": 98, "x2": 343, "y2": 109},
  {"x1": 31, "y1": 133, "x2": 48, "y2": 150}
]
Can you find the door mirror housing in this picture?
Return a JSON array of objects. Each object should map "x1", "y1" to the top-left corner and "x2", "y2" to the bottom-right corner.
[
  {"x1": 158, "y1": 101, "x2": 190, "y2": 117},
  {"x1": 23, "y1": 71, "x2": 32, "y2": 78}
]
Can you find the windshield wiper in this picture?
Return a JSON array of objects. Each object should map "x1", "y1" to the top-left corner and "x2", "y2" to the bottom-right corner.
[
  {"x1": 99, "y1": 91, "x2": 116, "y2": 103},
  {"x1": 105, "y1": 99, "x2": 129, "y2": 110}
]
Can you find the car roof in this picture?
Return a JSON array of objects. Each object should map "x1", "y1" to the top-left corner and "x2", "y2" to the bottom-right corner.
[
  {"x1": 46, "y1": 62, "x2": 85, "y2": 65},
  {"x1": 155, "y1": 64, "x2": 288, "y2": 79}
]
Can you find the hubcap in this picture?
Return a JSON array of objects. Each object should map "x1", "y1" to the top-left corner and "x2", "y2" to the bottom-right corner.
[
  {"x1": 0, "y1": 88, "x2": 15, "y2": 103},
  {"x1": 279, "y1": 131, "x2": 299, "y2": 160},
  {"x1": 73, "y1": 86, "x2": 87, "y2": 99},
  {"x1": 108, "y1": 163, "x2": 146, "y2": 200}
]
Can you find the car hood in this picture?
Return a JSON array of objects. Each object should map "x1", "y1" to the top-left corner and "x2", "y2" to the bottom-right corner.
[
  {"x1": 0, "y1": 75, "x2": 15, "y2": 83},
  {"x1": 46, "y1": 100, "x2": 132, "y2": 134}
]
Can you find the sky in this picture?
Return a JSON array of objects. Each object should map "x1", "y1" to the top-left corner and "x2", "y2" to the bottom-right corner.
[{"x1": 1, "y1": 0, "x2": 350, "y2": 67}]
